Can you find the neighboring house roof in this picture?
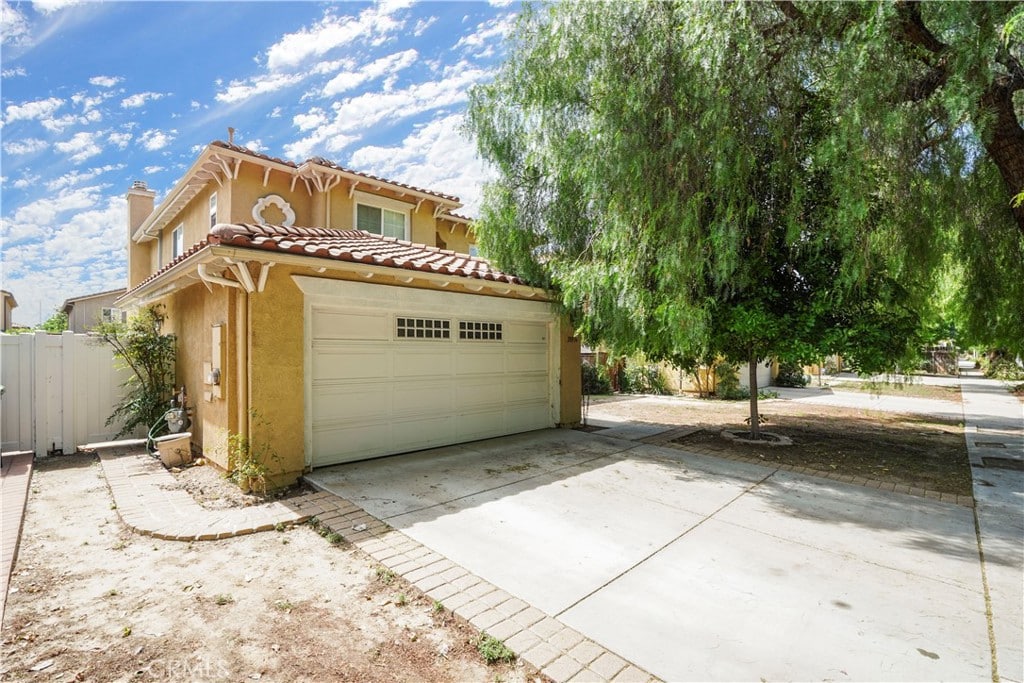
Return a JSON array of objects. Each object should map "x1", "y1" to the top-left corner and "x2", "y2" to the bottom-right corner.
[
  {"x1": 60, "y1": 288, "x2": 128, "y2": 313},
  {"x1": 1, "y1": 290, "x2": 16, "y2": 308},
  {"x1": 134, "y1": 141, "x2": 469, "y2": 242}
]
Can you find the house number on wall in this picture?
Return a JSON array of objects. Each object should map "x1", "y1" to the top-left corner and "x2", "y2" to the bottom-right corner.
[{"x1": 252, "y1": 194, "x2": 296, "y2": 227}]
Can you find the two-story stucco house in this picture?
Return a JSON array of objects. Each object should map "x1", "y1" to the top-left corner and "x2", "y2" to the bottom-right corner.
[{"x1": 117, "y1": 141, "x2": 581, "y2": 486}]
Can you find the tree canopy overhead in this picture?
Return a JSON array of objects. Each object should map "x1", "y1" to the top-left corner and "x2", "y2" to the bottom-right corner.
[{"x1": 468, "y1": 1, "x2": 1024, "y2": 361}]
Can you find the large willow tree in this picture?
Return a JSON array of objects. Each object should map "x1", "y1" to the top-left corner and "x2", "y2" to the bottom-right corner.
[{"x1": 468, "y1": 2, "x2": 1024, "y2": 419}]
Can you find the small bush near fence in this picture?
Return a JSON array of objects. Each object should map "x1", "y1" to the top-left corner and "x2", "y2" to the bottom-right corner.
[
  {"x1": 581, "y1": 362, "x2": 613, "y2": 395},
  {"x1": 618, "y1": 361, "x2": 671, "y2": 395},
  {"x1": 773, "y1": 361, "x2": 809, "y2": 388},
  {"x1": 714, "y1": 362, "x2": 749, "y2": 400}
]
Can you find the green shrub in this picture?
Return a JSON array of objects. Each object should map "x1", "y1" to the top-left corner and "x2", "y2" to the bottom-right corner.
[
  {"x1": 774, "y1": 361, "x2": 808, "y2": 388},
  {"x1": 715, "y1": 363, "x2": 749, "y2": 400},
  {"x1": 985, "y1": 358, "x2": 1024, "y2": 381},
  {"x1": 619, "y1": 360, "x2": 670, "y2": 395},
  {"x1": 476, "y1": 634, "x2": 515, "y2": 665},
  {"x1": 581, "y1": 362, "x2": 612, "y2": 395}
]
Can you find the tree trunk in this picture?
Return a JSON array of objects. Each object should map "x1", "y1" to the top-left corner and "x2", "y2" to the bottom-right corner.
[
  {"x1": 980, "y1": 80, "x2": 1024, "y2": 235},
  {"x1": 748, "y1": 352, "x2": 761, "y2": 440}
]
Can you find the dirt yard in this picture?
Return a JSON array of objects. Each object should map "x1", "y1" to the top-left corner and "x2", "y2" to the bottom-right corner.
[
  {"x1": 587, "y1": 393, "x2": 972, "y2": 496},
  {"x1": 0, "y1": 454, "x2": 540, "y2": 683}
]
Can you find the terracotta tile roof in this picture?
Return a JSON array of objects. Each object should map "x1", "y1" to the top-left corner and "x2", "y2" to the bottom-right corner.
[
  {"x1": 209, "y1": 140, "x2": 460, "y2": 204},
  {"x1": 120, "y1": 239, "x2": 211, "y2": 301},
  {"x1": 209, "y1": 224, "x2": 521, "y2": 284}
]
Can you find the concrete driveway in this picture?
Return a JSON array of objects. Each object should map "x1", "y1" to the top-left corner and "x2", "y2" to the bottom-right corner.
[{"x1": 307, "y1": 428, "x2": 992, "y2": 681}]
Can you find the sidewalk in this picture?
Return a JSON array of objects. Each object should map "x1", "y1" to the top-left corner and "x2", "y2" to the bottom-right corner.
[
  {"x1": 961, "y1": 373, "x2": 1024, "y2": 683},
  {"x1": 0, "y1": 452, "x2": 33, "y2": 627}
]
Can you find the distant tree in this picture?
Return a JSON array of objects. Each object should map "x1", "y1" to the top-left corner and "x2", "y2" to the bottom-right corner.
[
  {"x1": 38, "y1": 311, "x2": 68, "y2": 334},
  {"x1": 467, "y1": 1, "x2": 932, "y2": 437}
]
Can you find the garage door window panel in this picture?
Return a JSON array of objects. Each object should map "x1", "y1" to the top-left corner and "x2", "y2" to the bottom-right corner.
[{"x1": 397, "y1": 317, "x2": 450, "y2": 340}]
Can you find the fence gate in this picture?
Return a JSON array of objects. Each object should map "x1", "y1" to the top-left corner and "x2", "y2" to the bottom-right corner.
[{"x1": 1, "y1": 331, "x2": 135, "y2": 456}]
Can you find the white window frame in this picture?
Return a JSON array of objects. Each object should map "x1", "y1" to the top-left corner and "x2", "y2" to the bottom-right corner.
[
  {"x1": 101, "y1": 307, "x2": 126, "y2": 324},
  {"x1": 171, "y1": 224, "x2": 184, "y2": 260},
  {"x1": 352, "y1": 190, "x2": 411, "y2": 240},
  {"x1": 209, "y1": 192, "x2": 218, "y2": 228}
]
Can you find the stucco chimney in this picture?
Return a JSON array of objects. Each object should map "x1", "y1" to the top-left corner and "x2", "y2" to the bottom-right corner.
[{"x1": 126, "y1": 180, "x2": 157, "y2": 290}]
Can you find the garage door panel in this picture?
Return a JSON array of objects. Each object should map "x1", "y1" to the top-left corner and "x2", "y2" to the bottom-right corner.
[
  {"x1": 454, "y1": 347, "x2": 504, "y2": 375},
  {"x1": 312, "y1": 383, "x2": 390, "y2": 422},
  {"x1": 507, "y1": 404, "x2": 552, "y2": 432},
  {"x1": 456, "y1": 410, "x2": 506, "y2": 441},
  {"x1": 507, "y1": 349, "x2": 548, "y2": 373},
  {"x1": 504, "y1": 321, "x2": 547, "y2": 343},
  {"x1": 312, "y1": 309, "x2": 389, "y2": 341},
  {"x1": 313, "y1": 347, "x2": 389, "y2": 381},
  {"x1": 455, "y1": 379, "x2": 505, "y2": 408},
  {"x1": 394, "y1": 348, "x2": 453, "y2": 377},
  {"x1": 313, "y1": 422, "x2": 390, "y2": 463},
  {"x1": 506, "y1": 377, "x2": 549, "y2": 403},
  {"x1": 392, "y1": 380, "x2": 455, "y2": 416},
  {"x1": 392, "y1": 416, "x2": 455, "y2": 451}
]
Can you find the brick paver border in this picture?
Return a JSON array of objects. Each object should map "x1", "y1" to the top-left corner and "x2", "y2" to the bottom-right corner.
[
  {"x1": 1, "y1": 452, "x2": 34, "y2": 627},
  {"x1": 300, "y1": 479, "x2": 662, "y2": 683},
  {"x1": 97, "y1": 446, "x2": 310, "y2": 541}
]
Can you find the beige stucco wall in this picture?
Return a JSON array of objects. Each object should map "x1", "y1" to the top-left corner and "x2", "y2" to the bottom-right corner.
[
  {"x1": 558, "y1": 320, "x2": 582, "y2": 426},
  {"x1": 153, "y1": 283, "x2": 234, "y2": 470}
]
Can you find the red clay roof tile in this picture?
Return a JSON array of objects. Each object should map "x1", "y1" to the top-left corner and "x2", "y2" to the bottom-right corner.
[{"x1": 209, "y1": 224, "x2": 521, "y2": 284}]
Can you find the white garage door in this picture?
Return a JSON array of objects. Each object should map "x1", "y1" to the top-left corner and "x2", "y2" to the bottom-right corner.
[{"x1": 297, "y1": 276, "x2": 556, "y2": 467}]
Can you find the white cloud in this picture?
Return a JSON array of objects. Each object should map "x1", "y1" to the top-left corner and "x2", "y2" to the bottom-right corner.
[
  {"x1": 2, "y1": 66, "x2": 27, "y2": 78},
  {"x1": 269, "y1": 106, "x2": 282, "y2": 118},
  {"x1": 1, "y1": 0, "x2": 30, "y2": 45},
  {"x1": 453, "y1": 13, "x2": 516, "y2": 56},
  {"x1": 11, "y1": 172, "x2": 41, "y2": 189},
  {"x1": 265, "y1": 3, "x2": 408, "y2": 72},
  {"x1": 243, "y1": 139, "x2": 266, "y2": 153},
  {"x1": 215, "y1": 72, "x2": 303, "y2": 104},
  {"x1": 190, "y1": 100, "x2": 202, "y2": 110},
  {"x1": 72, "y1": 91, "x2": 111, "y2": 112},
  {"x1": 4, "y1": 96, "x2": 64, "y2": 123},
  {"x1": 45, "y1": 163, "x2": 123, "y2": 191},
  {"x1": 143, "y1": 165, "x2": 165, "y2": 174},
  {"x1": 285, "y1": 63, "x2": 490, "y2": 158},
  {"x1": 54, "y1": 131, "x2": 103, "y2": 163},
  {"x1": 413, "y1": 16, "x2": 437, "y2": 37},
  {"x1": 121, "y1": 91, "x2": 169, "y2": 108},
  {"x1": 293, "y1": 108, "x2": 327, "y2": 131},
  {"x1": 32, "y1": 0, "x2": 81, "y2": 14},
  {"x1": 348, "y1": 112, "x2": 489, "y2": 214},
  {"x1": 3, "y1": 138, "x2": 48, "y2": 155},
  {"x1": 322, "y1": 49, "x2": 418, "y2": 97},
  {"x1": 89, "y1": 75, "x2": 122, "y2": 87},
  {"x1": 108, "y1": 131, "x2": 132, "y2": 149},
  {"x1": 139, "y1": 129, "x2": 176, "y2": 151}
]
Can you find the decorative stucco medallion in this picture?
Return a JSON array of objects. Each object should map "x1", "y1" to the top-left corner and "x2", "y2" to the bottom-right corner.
[{"x1": 252, "y1": 194, "x2": 296, "y2": 226}]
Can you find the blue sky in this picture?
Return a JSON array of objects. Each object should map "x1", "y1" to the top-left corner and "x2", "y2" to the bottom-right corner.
[{"x1": 1, "y1": 0, "x2": 517, "y2": 325}]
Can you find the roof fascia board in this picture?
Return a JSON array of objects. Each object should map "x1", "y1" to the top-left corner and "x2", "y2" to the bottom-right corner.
[
  {"x1": 132, "y1": 145, "x2": 296, "y2": 242},
  {"x1": 296, "y1": 160, "x2": 463, "y2": 210}
]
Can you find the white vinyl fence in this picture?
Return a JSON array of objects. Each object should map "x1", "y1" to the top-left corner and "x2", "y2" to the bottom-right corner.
[{"x1": 1, "y1": 331, "x2": 137, "y2": 456}]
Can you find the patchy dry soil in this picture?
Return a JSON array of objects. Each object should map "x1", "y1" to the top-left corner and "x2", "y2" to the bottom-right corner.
[
  {"x1": 1, "y1": 454, "x2": 540, "y2": 683},
  {"x1": 587, "y1": 394, "x2": 972, "y2": 496}
]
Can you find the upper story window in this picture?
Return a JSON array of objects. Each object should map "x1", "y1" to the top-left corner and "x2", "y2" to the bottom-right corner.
[
  {"x1": 171, "y1": 224, "x2": 184, "y2": 260},
  {"x1": 209, "y1": 192, "x2": 218, "y2": 228},
  {"x1": 352, "y1": 190, "x2": 409, "y2": 240},
  {"x1": 468, "y1": 245, "x2": 480, "y2": 258}
]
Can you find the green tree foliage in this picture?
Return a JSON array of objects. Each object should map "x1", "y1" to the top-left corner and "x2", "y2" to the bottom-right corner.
[
  {"x1": 93, "y1": 306, "x2": 176, "y2": 438},
  {"x1": 38, "y1": 311, "x2": 68, "y2": 333},
  {"x1": 468, "y1": 1, "x2": 954, "y2": 436}
]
